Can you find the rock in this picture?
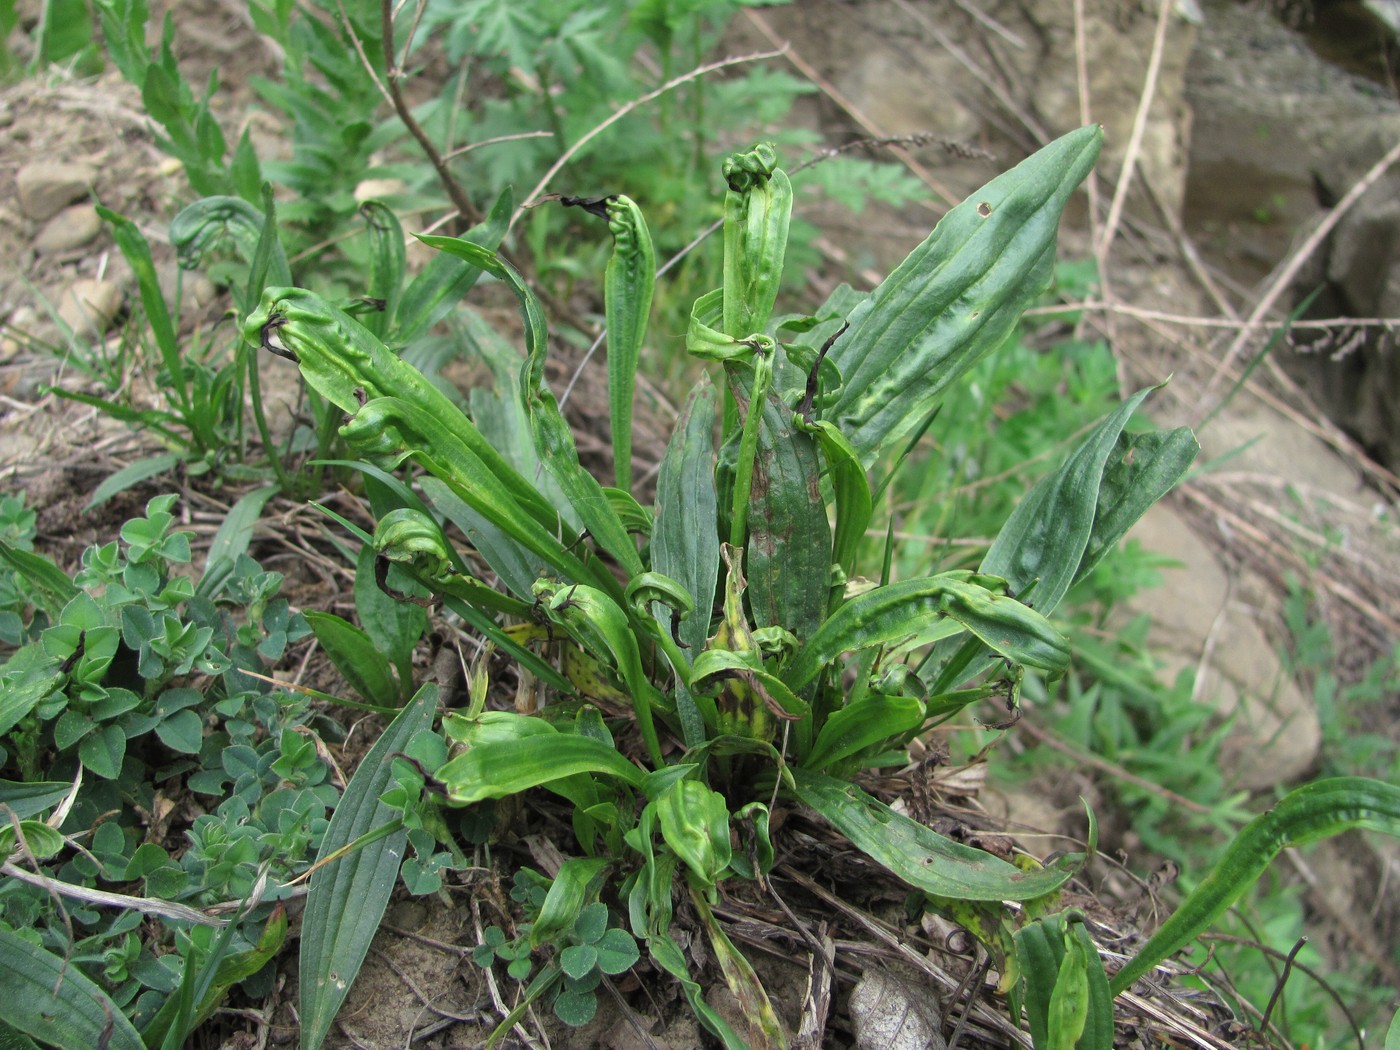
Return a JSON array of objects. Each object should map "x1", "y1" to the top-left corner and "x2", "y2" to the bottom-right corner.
[
  {"x1": 33, "y1": 203, "x2": 103, "y2": 254},
  {"x1": 1279, "y1": 116, "x2": 1400, "y2": 466},
  {"x1": 16, "y1": 161, "x2": 97, "y2": 222},
  {"x1": 56, "y1": 279, "x2": 123, "y2": 337},
  {"x1": 1122, "y1": 503, "x2": 1320, "y2": 788},
  {"x1": 354, "y1": 178, "x2": 407, "y2": 203},
  {"x1": 849, "y1": 968, "x2": 947, "y2": 1050}
]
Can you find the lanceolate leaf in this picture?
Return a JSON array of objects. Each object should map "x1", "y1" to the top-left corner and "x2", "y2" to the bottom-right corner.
[
  {"x1": 419, "y1": 234, "x2": 642, "y2": 576},
  {"x1": 396, "y1": 187, "x2": 511, "y2": 342},
  {"x1": 437, "y1": 734, "x2": 646, "y2": 804},
  {"x1": 784, "y1": 571, "x2": 1068, "y2": 691},
  {"x1": 0, "y1": 928, "x2": 144, "y2": 1050},
  {"x1": 603, "y1": 195, "x2": 655, "y2": 491},
  {"x1": 828, "y1": 126, "x2": 1102, "y2": 465},
  {"x1": 303, "y1": 611, "x2": 399, "y2": 706},
  {"x1": 1109, "y1": 776, "x2": 1400, "y2": 996},
  {"x1": 299, "y1": 684, "x2": 438, "y2": 1050},
  {"x1": 359, "y1": 200, "x2": 405, "y2": 338},
  {"x1": 790, "y1": 768, "x2": 1078, "y2": 900},
  {"x1": 1076, "y1": 425, "x2": 1199, "y2": 582},
  {"x1": 1015, "y1": 913, "x2": 1112, "y2": 1050},
  {"x1": 982, "y1": 384, "x2": 1173, "y2": 617},
  {"x1": 744, "y1": 392, "x2": 831, "y2": 643},
  {"x1": 652, "y1": 380, "x2": 720, "y2": 651}
]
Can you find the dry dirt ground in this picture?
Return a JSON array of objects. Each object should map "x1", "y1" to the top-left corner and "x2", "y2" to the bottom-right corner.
[{"x1": 2, "y1": 2, "x2": 1399, "y2": 1049}]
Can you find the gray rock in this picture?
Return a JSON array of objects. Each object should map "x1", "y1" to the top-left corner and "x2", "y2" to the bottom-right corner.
[
  {"x1": 33, "y1": 203, "x2": 103, "y2": 254},
  {"x1": 57, "y1": 279, "x2": 123, "y2": 337},
  {"x1": 16, "y1": 161, "x2": 97, "y2": 222},
  {"x1": 1123, "y1": 503, "x2": 1320, "y2": 788},
  {"x1": 849, "y1": 968, "x2": 947, "y2": 1050}
]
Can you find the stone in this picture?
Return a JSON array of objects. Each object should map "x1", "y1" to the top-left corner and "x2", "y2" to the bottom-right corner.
[
  {"x1": 33, "y1": 203, "x2": 103, "y2": 254},
  {"x1": 56, "y1": 279, "x2": 123, "y2": 337},
  {"x1": 353, "y1": 178, "x2": 407, "y2": 203},
  {"x1": 1122, "y1": 504, "x2": 1320, "y2": 788},
  {"x1": 16, "y1": 161, "x2": 97, "y2": 222},
  {"x1": 849, "y1": 968, "x2": 947, "y2": 1050}
]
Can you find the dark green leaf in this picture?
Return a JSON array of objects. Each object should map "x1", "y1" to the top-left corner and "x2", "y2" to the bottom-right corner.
[
  {"x1": 829, "y1": 126, "x2": 1102, "y2": 465},
  {"x1": 299, "y1": 684, "x2": 437, "y2": 1050},
  {"x1": 789, "y1": 768, "x2": 1078, "y2": 901},
  {"x1": 304, "y1": 611, "x2": 399, "y2": 706},
  {"x1": 0, "y1": 928, "x2": 144, "y2": 1050},
  {"x1": 85, "y1": 453, "x2": 182, "y2": 511}
]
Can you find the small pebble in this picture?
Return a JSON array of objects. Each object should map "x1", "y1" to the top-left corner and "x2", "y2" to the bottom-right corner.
[
  {"x1": 57, "y1": 279, "x2": 123, "y2": 337},
  {"x1": 353, "y1": 178, "x2": 407, "y2": 203},
  {"x1": 34, "y1": 203, "x2": 103, "y2": 254},
  {"x1": 16, "y1": 161, "x2": 97, "y2": 222}
]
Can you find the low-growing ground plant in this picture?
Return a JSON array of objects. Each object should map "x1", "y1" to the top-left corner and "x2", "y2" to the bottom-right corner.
[
  {"x1": 0, "y1": 494, "x2": 332, "y2": 1047},
  {"x1": 223, "y1": 123, "x2": 1337, "y2": 1050}
]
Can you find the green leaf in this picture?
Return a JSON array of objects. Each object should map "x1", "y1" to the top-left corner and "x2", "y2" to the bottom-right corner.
[
  {"x1": 1109, "y1": 776, "x2": 1400, "y2": 996},
  {"x1": 0, "y1": 1018, "x2": 42, "y2": 1050},
  {"x1": 651, "y1": 379, "x2": 721, "y2": 748},
  {"x1": 198, "y1": 484, "x2": 278, "y2": 599},
  {"x1": 0, "y1": 780, "x2": 72, "y2": 820},
  {"x1": 1014, "y1": 913, "x2": 1112, "y2": 1050},
  {"x1": 790, "y1": 768, "x2": 1078, "y2": 901},
  {"x1": 802, "y1": 692, "x2": 923, "y2": 771},
  {"x1": 0, "y1": 928, "x2": 144, "y2": 1050},
  {"x1": 359, "y1": 201, "x2": 405, "y2": 339},
  {"x1": 743, "y1": 389, "x2": 830, "y2": 643},
  {"x1": 0, "y1": 820, "x2": 65, "y2": 860},
  {"x1": 353, "y1": 543, "x2": 426, "y2": 689},
  {"x1": 142, "y1": 907, "x2": 287, "y2": 1047},
  {"x1": 531, "y1": 858, "x2": 610, "y2": 950},
  {"x1": 982, "y1": 385, "x2": 1186, "y2": 617},
  {"x1": 299, "y1": 684, "x2": 437, "y2": 1050},
  {"x1": 396, "y1": 188, "x2": 511, "y2": 342},
  {"x1": 654, "y1": 780, "x2": 731, "y2": 890},
  {"x1": 602, "y1": 195, "x2": 655, "y2": 490},
  {"x1": 438, "y1": 734, "x2": 646, "y2": 805},
  {"x1": 84, "y1": 453, "x2": 182, "y2": 511},
  {"x1": 785, "y1": 571, "x2": 1068, "y2": 691},
  {"x1": 532, "y1": 582, "x2": 663, "y2": 766},
  {"x1": 155, "y1": 708, "x2": 204, "y2": 754},
  {"x1": 170, "y1": 196, "x2": 291, "y2": 306},
  {"x1": 304, "y1": 611, "x2": 399, "y2": 705},
  {"x1": 0, "y1": 540, "x2": 78, "y2": 612},
  {"x1": 79, "y1": 723, "x2": 126, "y2": 779},
  {"x1": 559, "y1": 945, "x2": 598, "y2": 981},
  {"x1": 593, "y1": 928, "x2": 640, "y2": 975},
  {"x1": 829, "y1": 126, "x2": 1102, "y2": 466},
  {"x1": 97, "y1": 206, "x2": 186, "y2": 416}
]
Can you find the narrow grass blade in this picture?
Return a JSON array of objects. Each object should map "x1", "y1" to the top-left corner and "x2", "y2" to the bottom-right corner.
[
  {"x1": 97, "y1": 206, "x2": 187, "y2": 413},
  {"x1": 84, "y1": 452, "x2": 182, "y2": 510},
  {"x1": 304, "y1": 611, "x2": 399, "y2": 706},
  {"x1": 790, "y1": 768, "x2": 1078, "y2": 901},
  {"x1": 1108, "y1": 776, "x2": 1400, "y2": 996},
  {"x1": 0, "y1": 928, "x2": 144, "y2": 1050},
  {"x1": 396, "y1": 188, "x2": 511, "y2": 342},
  {"x1": 299, "y1": 683, "x2": 437, "y2": 1050},
  {"x1": 198, "y1": 484, "x2": 278, "y2": 599}
]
